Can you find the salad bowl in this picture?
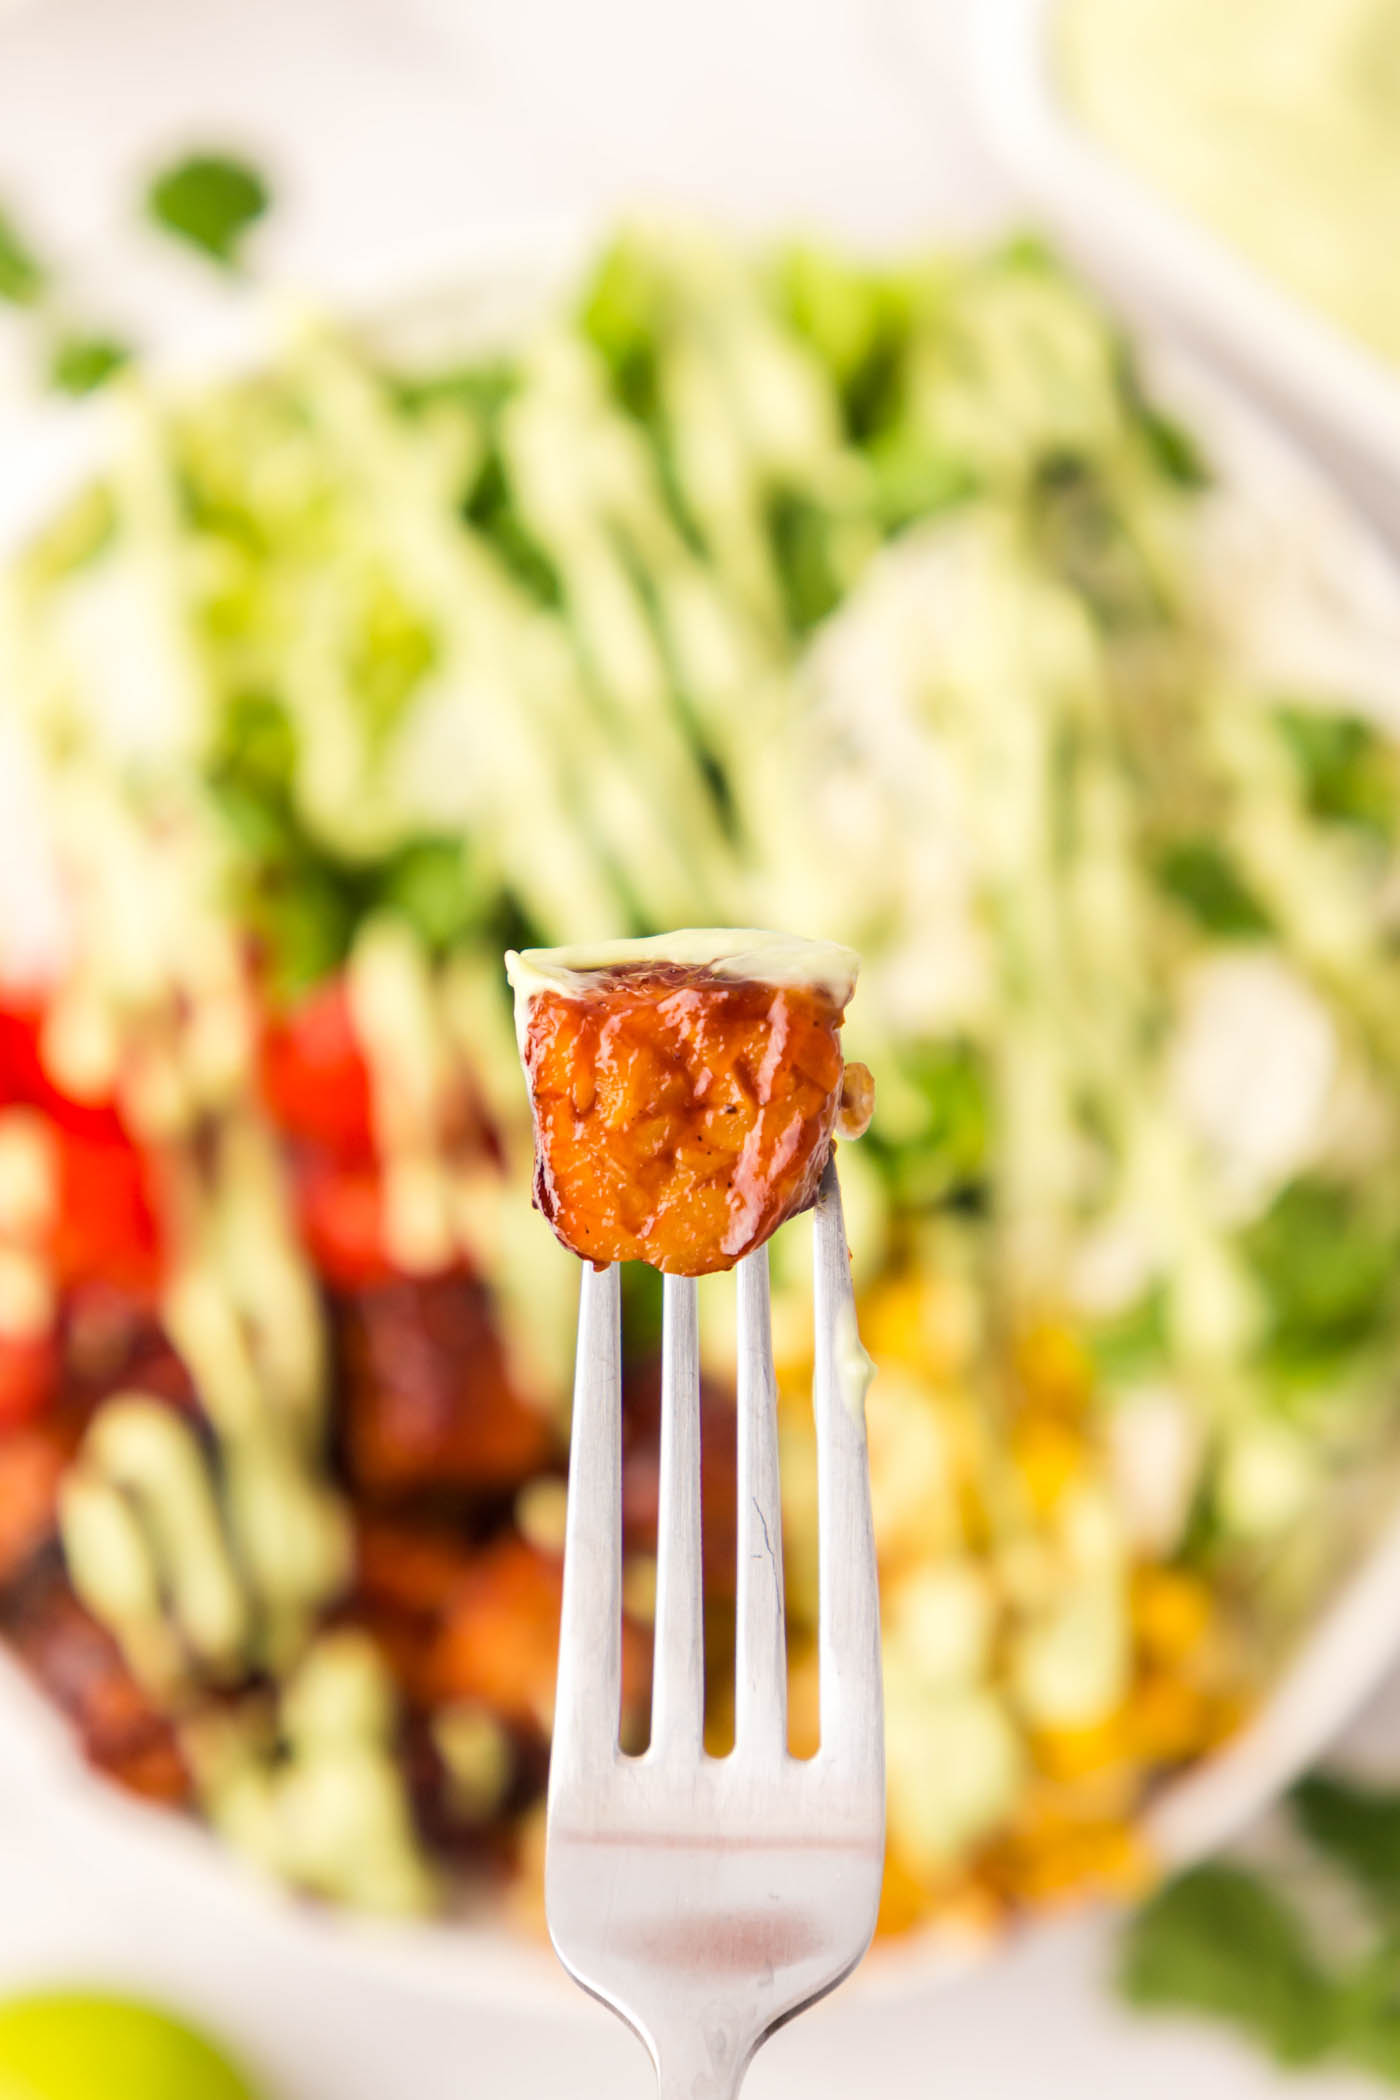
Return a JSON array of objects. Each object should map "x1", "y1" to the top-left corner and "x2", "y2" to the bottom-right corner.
[{"x1": 4, "y1": 221, "x2": 1400, "y2": 2007}]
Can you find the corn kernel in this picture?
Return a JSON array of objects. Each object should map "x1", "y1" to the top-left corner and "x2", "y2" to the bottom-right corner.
[{"x1": 1132, "y1": 1566, "x2": 1213, "y2": 1662}]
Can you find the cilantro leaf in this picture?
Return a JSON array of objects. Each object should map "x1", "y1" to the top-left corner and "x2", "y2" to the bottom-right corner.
[
  {"x1": 870, "y1": 1038, "x2": 989, "y2": 1208},
  {"x1": 1295, "y1": 1775, "x2": 1400, "y2": 1920},
  {"x1": 766, "y1": 485, "x2": 845, "y2": 636},
  {"x1": 1121, "y1": 1790, "x2": 1400, "y2": 2084},
  {"x1": 1276, "y1": 706, "x2": 1396, "y2": 844},
  {"x1": 1345, "y1": 2005, "x2": 1400, "y2": 2086},
  {"x1": 1091, "y1": 1284, "x2": 1168, "y2": 1383},
  {"x1": 1119, "y1": 1862, "x2": 1338, "y2": 2066},
  {"x1": 1155, "y1": 837, "x2": 1271, "y2": 937},
  {"x1": 1136, "y1": 401, "x2": 1211, "y2": 489},
  {"x1": 374, "y1": 838, "x2": 491, "y2": 956},
  {"x1": 1117, "y1": 345, "x2": 1212, "y2": 488},
  {"x1": 462, "y1": 443, "x2": 562, "y2": 608},
  {"x1": 578, "y1": 235, "x2": 666, "y2": 425},
  {"x1": 1338, "y1": 1945, "x2": 1400, "y2": 2086},
  {"x1": 146, "y1": 153, "x2": 270, "y2": 266},
  {"x1": 775, "y1": 243, "x2": 917, "y2": 444},
  {"x1": 48, "y1": 333, "x2": 132, "y2": 396},
  {"x1": 0, "y1": 203, "x2": 44, "y2": 306},
  {"x1": 1244, "y1": 1177, "x2": 1399, "y2": 1377}
]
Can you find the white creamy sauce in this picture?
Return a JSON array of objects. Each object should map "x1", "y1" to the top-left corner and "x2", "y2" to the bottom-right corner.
[
  {"x1": 1169, "y1": 950, "x2": 1337, "y2": 1218},
  {"x1": 504, "y1": 926, "x2": 860, "y2": 1052},
  {"x1": 835, "y1": 1298, "x2": 876, "y2": 1426}
]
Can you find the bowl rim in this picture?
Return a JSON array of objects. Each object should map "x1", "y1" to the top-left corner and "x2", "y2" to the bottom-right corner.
[
  {"x1": 955, "y1": 0, "x2": 1400, "y2": 490},
  {"x1": 5, "y1": 217, "x2": 1400, "y2": 2009}
]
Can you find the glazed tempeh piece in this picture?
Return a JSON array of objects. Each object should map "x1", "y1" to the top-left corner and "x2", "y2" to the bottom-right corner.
[{"x1": 505, "y1": 930, "x2": 870, "y2": 1276}]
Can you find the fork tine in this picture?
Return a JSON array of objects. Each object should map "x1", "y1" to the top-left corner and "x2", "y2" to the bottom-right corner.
[
  {"x1": 812, "y1": 1159, "x2": 883, "y2": 1774},
  {"x1": 650, "y1": 1273, "x2": 704, "y2": 1756},
  {"x1": 553, "y1": 1261, "x2": 623, "y2": 1773},
  {"x1": 735, "y1": 1247, "x2": 787, "y2": 1756}
]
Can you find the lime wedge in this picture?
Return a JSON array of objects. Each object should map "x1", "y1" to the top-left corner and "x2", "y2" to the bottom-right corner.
[{"x1": 0, "y1": 1992, "x2": 264, "y2": 2100}]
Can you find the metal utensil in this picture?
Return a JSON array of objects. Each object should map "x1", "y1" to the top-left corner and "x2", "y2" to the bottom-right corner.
[{"x1": 545, "y1": 1158, "x2": 885, "y2": 2099}]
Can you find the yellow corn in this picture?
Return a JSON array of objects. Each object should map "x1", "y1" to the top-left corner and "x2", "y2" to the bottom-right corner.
[
  {"x1": 862, "y1": 1273, "x2": 930, "y2": 1369},
  {"x1": 1011, "y1": 1418, "x2": 1087, "y2": 1518},
  {"x1": 1031, "y1": 1711, "x2": 1130, "y2": 1782},
  {"x1": 1132, "y1": 1565, "x2": 1213, "y2": 1662},
  {"x1": 1014, "y1": 1321, "x2": 1094, "y2": 1415},
  {"x1": 1123, "y1": 1672, "x2": 1212, "y2": 1764},
  {"x1": 992, "y1": 1811, "x2": 1153, "y2": 1908}
]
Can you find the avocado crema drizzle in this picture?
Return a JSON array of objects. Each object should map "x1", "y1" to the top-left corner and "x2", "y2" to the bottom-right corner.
[{"x1": 41, "y1": 768, "x2": 544, "y2": 1913}]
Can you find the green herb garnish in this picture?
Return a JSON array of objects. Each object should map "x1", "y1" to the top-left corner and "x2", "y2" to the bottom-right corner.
[
  {"x1": 1245, "y1": 1176, "x2": 1399, "y2": 1377},
  {"x1": 766, "y1": 485, "x2": 845, "y2": 636},
  {"x1": 1276, "y1": 706, "x2": 1397, "y2": 844},
  {"x1": 0, "y1": 203, "x2": 44, "y2": 306},
  {"x1": 1156, "y1": 837, "x2": 1272, "y2": 937},
  {"x1": 48, "y1": 333, "x2": 132, "y2": 396},
  {"x1": 1120, "y1": 1861, "x2": 1336, "y2": 2066},
  {"x1": 146, "y1": 152, "x2": 270, "y2": 266},
  {"x1": 1121, "y1": 1777, "x2": 1400, "y2": 2084},
  {"x1": 1295, "y1": 1774, "x2": 1400, "y2": 1919}
]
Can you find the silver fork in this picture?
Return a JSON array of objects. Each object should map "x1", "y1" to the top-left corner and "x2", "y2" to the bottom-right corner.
[{"x1": 546, "y1": 1159, "x2": 885, "y2": 2100}]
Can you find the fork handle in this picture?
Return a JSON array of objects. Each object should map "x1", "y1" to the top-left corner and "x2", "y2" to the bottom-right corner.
[
  {"x1": 657, "y1": 2070, "x2": 743, "y2": 2099},
  {"x1": 655, "y1": 2040, "x2": 746, "y2": 2100}
]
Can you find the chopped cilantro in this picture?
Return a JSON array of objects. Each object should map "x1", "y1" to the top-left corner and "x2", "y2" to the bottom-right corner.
[
  {"x1": 1118, "y1": 344, "x2": 1212, "y2": 487},
  {"x1": 347, "y1": 576, "x2": 438, "y2": 746},
  {"x1": 1156, "y1": 837, "x2": 1272, "y2": 937},
  {"x1": 1120, "y1": 1862, "x2": 1336, "y2": 2066},
  {"x1": 392, "y1": 358, "x2": 519, "y2": 421},
  {"x1": 872, "y1": 1040, "x2": 989, "y2": 1208},
  {"x1": 775, "y1": 243, "x2": 918, "y2": 444},
  {"x1": 1245, "y1": 1176, "x2": 1399, "y2": 1376},
  {"x1": 1121, "y1": 1777, "x2": 1400, "y2": 2084},
  {"x1": 1276, "y1": 705, "x2": 1396, "y2": 844},
  {"x1": 1136, "y1": 402, "x2": 1211, "y2": 489},
  {"x1": 146, "y1": 153, "x2": 270, "y2": 266},
  {"x1": 867, "y1": 430, "x2": 978, "y2": 532},
  {"x1": 48, "y1": 333, "x2": 132, "y2": 396},
  {"x1": 463, "y1": 444, "x2": 562, "y2": 608},
  {"x1": 375, "y1": 838, "x2": 490, "y2": 956},
  {"x1": 1295, "y1": 1775, "x2": 1400, "y2": 1919},
  {"x1": 0, "y1": 203, "x2": 44, "y2": 306},
  {"x1": 766, "y1": 485, "x2": 845, "y2": 636},
  {"x1": 993, "y1": 228, "x2": 1062, "y2": 275},
  {"x1": 578, "y1": 236, "x2": 666, "y2": 426},
  {"x1": 1091, "y1": 1286, "x2": 1168, "y2": 1383}
]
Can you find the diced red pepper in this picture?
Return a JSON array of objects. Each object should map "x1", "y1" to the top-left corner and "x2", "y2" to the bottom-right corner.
[
  {"x1": 260, "y1": 978, "x2": 375, "y2": 1163},
  {"x1": 0, "y1": 1003, "x2": 126, "y2": 1142},
  {"x1": 291, "y1": 1154, "x2": 395, "y2": 1290},
  {"x1": 50, "y1": 1130, "x2": 163, "y2": 1301},
  {"x1": 0, "y1": 1333, "x2": 58, "y2": 1431},
  {"x1": 0, "y1": 999, "x2": 164, "y2": 1302}
]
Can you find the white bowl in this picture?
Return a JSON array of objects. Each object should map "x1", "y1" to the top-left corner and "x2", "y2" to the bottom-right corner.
[
  {"x1": 943, "y1": 0, "x2": 1400, "y2": 524},
  {"x1": 5, "y1": 228, "x2": 1400, "y2": 2007}
]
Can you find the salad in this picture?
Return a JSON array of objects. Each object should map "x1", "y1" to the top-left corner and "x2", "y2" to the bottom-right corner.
[{"x1": 2, "y1": 222, "x2": 1400, "y2": 1938}]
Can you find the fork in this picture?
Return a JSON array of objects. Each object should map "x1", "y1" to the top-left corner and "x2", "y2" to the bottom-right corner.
[{"x1": 546, "y1": 1158, "x2": 885, "y2": 2100}]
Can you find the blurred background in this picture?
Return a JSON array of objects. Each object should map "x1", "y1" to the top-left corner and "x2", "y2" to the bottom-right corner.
[{"x1": 4, "y1": 0, "x2": 1400, "y2": 2095}]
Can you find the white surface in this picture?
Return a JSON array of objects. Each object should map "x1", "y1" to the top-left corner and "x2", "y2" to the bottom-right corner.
[
  {"x1": 0, "y1": 1789, "x2": 1386, "y2": 2100},
  {"x1": 0, "y1": 2, "x2": 1394, "y2": 2095}
]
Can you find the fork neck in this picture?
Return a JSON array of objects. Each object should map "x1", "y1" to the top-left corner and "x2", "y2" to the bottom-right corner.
[{"x1": 654, "y1": 2037, "x2": 748, "y2": 2100}]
